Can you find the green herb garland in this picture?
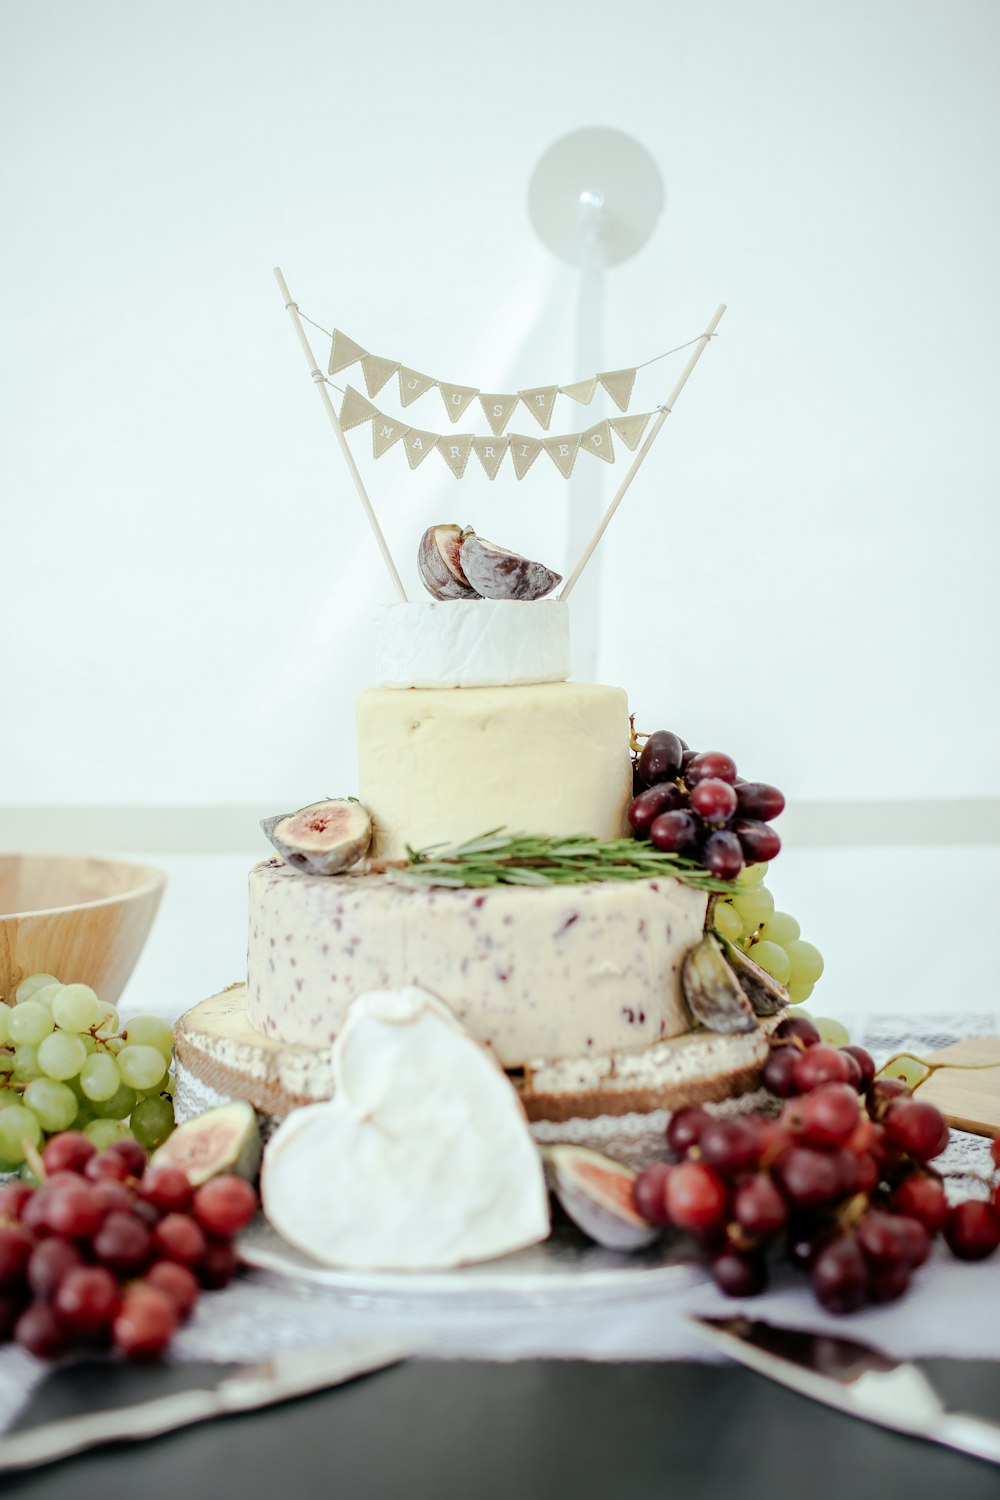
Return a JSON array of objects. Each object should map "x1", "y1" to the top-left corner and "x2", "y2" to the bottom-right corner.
[{"x1": 381, "y1": 831, "x2": 737, "y2": 894}]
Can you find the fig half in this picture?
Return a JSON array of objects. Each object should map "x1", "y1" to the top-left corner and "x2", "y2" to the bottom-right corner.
[
  {"x1": 262, "y1": 799, "x2": 372, "y2": 876},
  {"x1": 459, "y1": 534, "x2": 562, "y2": 601},
  {"x1": 681, "y1": 933, "x2": 758, "y2": 1035},
  {"x1": 150, "y1": 1100, "x2": 261, "y2": 1186},
  {"x1": 417, "y1": 523, "x2": 480, "y2": 600},
  {"x1": 545, "y1": 1144, "x2": 659, "y2": 1251}
]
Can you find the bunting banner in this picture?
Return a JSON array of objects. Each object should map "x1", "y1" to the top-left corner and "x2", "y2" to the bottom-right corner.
[
  {"x1": 341, "y1": 386, "x2": 654, "y2": 480},
  {"x1": 329, "y1": 328, "x2": 643, "y2": 431}
]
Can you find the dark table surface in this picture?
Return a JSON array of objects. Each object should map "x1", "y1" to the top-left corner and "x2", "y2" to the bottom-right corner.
[{"x1": 2, "y1": 1355, "x2": 999, "y2": 1500}]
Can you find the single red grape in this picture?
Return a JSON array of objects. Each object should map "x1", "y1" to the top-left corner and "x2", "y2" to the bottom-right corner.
[
  {"x1": 113, "y1": 1285, "x2": 177, "y2": 1358},
  {"x1": 711, "y1": 1249, "x2": 768, "y2": 1297},
  {"x1": 197, "y1": 1238, "x2": 239, "y2": 1290},
  {"x1": 41, "y1": 1132, "x2": 95, "y2": 1177},
  {"x1": 85, "y1": 1149, "x2": 131, "y2": 1184},
  {"x1": 732, "y1": 1175, "x2": 787, "y2": 1238},
  {"x1": 27, "y1": 1238, "x2": 83, "y2": 1301},
  {"x1": 883, "y1": 1099, "x2": 950, "y2": 1162},
  {"x1": 866, "y1": 1260, "x2": 911, "y2": 1304},
  {"x1": 139, "y1": 1166, "x2": 192, "y2": 1215},
  {"x1": 943, "y1": 1201, "x2": 1000, "y2": 1261},
  {"x1": 732, "y1": 820, "x2": 781, "y2": 862},
  {"x1": 736, "y1": 782, "x2": 785, "y2": 820},
  {"x1": 685, "y1": 752, "x2": 737, "y2": 788},
  {"x1": 153, "y1": 1213, "x2": 207, "y2": 1267},
  {"x1": 649, "y1": 810, "x2": 699, "y2": 854},
  {"x1": 0, "y1": 1224, "x2": 35, "y2": 1293},
  {"x1": 795, "y1": 1083, "x2": 862, "y2": 1149},
  {"x1": 794, "y1": 1045, "x2": 853, "y2": 1093},
  {"x1": 93, "y1": 1211, "x2": 154, "y2": 1277},
  {"x1": 191, "y1": 1176, "x2": 257, "y2": 1238},
  {"x1": 702, "y1": 830, "x2": 744, "y2": 880},
  {"x1": 761, "y1": 1047, "x2": 801, "y2": 1099},
  {"x1": 689, "y1": 779, "x2": 738, "y2": 823},
  {"x1": 664, "y1": 1161, "x2": 729, "y2": 1234},
  {"x1": 637, "y1": 731, "x2": 684, "y2": 787},
  {"x1": 841, "y1": 1045, "x2": 876, "y2": 1088},
  {"x1": 632, "y1": 1163, "x2": 672, "y2": 1226},
  {"x1": 698, "y1": 1118, "x2": 762, "y2": 1178},
  {"x1": 145, "y1": 1261, "x2": 200, "y2": 1321},
  {"x1": 0, "y1": 1182, "x2": 34, "y2": 1221},
  {"x1": 811, "y1": 1233, "x2": 868, "y2": 1314},
  {"x1": 665, "y1": 1106, "x2": 713, "y2": 1158},
  {"x1": 42, "y1": 1183, "x2": 103, "y2": 1241},
  {"x1": 108, "y1": 1139, "x2": 148, "y2": 1180},
  {"x1": 774, "y1": 1016, "x2": 821, "y2": 1047},
  {"x1": 773, "y1": 1147, "x2": 846, "y2": 1210},
  {"x1": 628, "y1": 783, "x2": 683, "y2": 836},
  {"x1": 54, "y1": 1266, "x2": 121, "y2": 1336},
  {"x1": 891, "y1": 1173, "x2": 948, "y2": 1235},
  {"x1": 15, "y1": 1301, "x2": 73, "y2": 1360}
]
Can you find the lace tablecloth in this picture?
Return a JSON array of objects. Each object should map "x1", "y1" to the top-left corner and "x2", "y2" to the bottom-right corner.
[{"x1": 2, "y1": 1013, "x2": 997, "y2": 1434}]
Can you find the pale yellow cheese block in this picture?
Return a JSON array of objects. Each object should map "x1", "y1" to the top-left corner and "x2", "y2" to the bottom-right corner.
[{"x1": 356, "y1": 681, "x2": 632, "y2": 860}]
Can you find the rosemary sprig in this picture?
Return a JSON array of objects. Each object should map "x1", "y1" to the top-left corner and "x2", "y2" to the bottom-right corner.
[{"x1": 385, "y1": 831, "x2": 738, "y2": 894}]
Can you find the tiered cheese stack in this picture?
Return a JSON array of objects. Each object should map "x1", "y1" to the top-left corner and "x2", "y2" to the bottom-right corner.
[{"x1": 174, "y1": 599, "x2": 777, "y2": 1144}]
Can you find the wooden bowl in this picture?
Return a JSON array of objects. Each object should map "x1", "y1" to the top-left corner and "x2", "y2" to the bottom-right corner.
[{"x1": 0, "y1": 854, "x2": 166, "y2": 1007}]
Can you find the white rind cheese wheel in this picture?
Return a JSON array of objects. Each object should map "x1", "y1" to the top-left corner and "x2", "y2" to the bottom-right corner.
[
  {"x1": 357, "y1": 680, "x2": 631, "y2": 860},
  {"x1": 374, "y1": 599, "x2": 571, "y2": 688}
]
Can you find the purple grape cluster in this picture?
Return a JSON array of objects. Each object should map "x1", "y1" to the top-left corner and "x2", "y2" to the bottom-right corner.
[{"x1": 629, "y1": 729, "x2": 785, "y2": 880}]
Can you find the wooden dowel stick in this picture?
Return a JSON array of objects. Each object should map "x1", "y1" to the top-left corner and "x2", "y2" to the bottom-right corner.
[
  {"x1": 559, "y1": 303, "x2": 727, "y2": 602},
  {"x1": 273, "y1": 267, "x2": 408, "y2": 602}
]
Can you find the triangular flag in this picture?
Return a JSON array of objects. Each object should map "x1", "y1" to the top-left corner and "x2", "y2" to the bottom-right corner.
[
  {"x1": 328, "y1": 329, "x2": 367, "y2": 376},
  {"x1": 472, "y1": 435, "x2": 509, "y2": 480},
  {"x1": 542, "y1": 432, "x2": 582, "y2": 479},
  {"x1": 597, "y1": 368, "x2": 637, "y2": 412},
  {"x1": 478, "y1": 393, "x2": 519, "y2": 437},
  {"x1": 372, "y1": 414, "x2": 408, "y2": 459},
  {"x1": 560, "y1": 378, "x2": 597, "y2": 405},
  {"x1": 439, "y1": 384, "x2": 479, "y2": 423},
  {"x1": 398, "y1": 367, "x2": 436, "y2": 407},
  {"x1": 438, "y1": 433, "x2": 474, "y2": 478},
  {"x1": 519, "y1": 386, "x2": 559, "y2": 430},
  {"x1": 508, "y1": 433, "x2": 542, "y2": 480},
  {"x1": 610, "y1": 412, "x2": 653, "y2": 451},
  {"x1": 361, "y1": 354, "x2": 399, "y2": 398},
  {"x1": 339, "y1": 385, "x2": 379, "y2": 432},
  {"x1": 403, "y1": 429, "x2": 439, "y2": 470},
  {"x1": 580, "y1": 420, "x2": 615, "y2": 464}
]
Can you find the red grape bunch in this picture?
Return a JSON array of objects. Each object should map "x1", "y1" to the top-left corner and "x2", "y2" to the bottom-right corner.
[
  {"x1": 0, "y1": 1131, "x2": 257, "y2": 1360},
  {"x1": 629, "y1": 729, "x2": 785, "y2": 881},
  {"x1": 632, "y1": 1015, "x2": 1000, "y2": 1313}
]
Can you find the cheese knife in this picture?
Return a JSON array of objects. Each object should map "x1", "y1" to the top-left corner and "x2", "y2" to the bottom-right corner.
[
  {"x1": 0, "y1": 1333, "x2": 416, "y2": 1473},
  {"x1": 691, "y1": 1315, "x2": 1000, "y2": 1465}
]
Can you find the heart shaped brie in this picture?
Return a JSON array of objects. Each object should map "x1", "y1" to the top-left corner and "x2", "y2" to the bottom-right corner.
[{"x1": 260, "y1": 987, "x2": 550, "y2": 1270}]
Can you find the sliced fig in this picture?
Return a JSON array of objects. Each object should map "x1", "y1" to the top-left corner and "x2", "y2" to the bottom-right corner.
[
  {"x1": 417, "y1": 523, "x2": 480, "y2": 600},
  {"x1": 150, "y1": 1100, "x2": 261, "y2": 1187},
  {"x1": 718, "y1": 934, "x2": 789, "y2": 1016},
  {"x1": 262, "y1": 799, "x2": 371, "y2": 876},
  {"x1": 545, "y1": 1144, "x2": 659, "y2": 1251},
  {"x1": 681, "y1": 933, "x2": 757, "y2": 1035},
  {"x1": 459, "y1": 534, "x2": 562, "y2": 602}
]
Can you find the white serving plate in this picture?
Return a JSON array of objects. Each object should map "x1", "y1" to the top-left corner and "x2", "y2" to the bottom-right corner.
[{"x1": 238, "y1": 1215, "x2": 703, "y2": 1309}]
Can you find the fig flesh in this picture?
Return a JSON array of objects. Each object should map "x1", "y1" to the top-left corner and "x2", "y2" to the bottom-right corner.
[
  {"x1": 262, "y1": 799, "x2": 372, "y2": 876},
  {"x1": 681, "y1": 933, "x2": 758, "y2": 1035},
  {"x1": 545, "y1": 1144, "x2": 659, "y2": 1251},
  {"x1": 150, "y1": 1100, "x2": 261, "y2": 1187},
  {"x1": 417, "y1": 523, "x2": 479, "y2": 600},
  {"x1": 718, "y1": 934, "x2": 789, "y2": 1016},
  {"x1": 459, "y1": 534, "x2": 562, "y2": 602}
]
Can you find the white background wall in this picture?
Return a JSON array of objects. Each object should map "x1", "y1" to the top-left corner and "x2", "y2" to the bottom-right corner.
[{"x1": 2, "y1": 0, "x2": 998, "y2": 817}]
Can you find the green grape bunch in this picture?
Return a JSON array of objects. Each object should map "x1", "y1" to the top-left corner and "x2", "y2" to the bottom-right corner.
[
  {"x1": 0, "y1": 974, "x2": 176, "y2": 1174},
  {"x1": 713, "y1": 863, "x2": 826, "y2": 1004}
]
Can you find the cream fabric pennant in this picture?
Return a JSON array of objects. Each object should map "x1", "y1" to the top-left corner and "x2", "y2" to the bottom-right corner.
[
  {"x1": 597, "y1": 368, "x2": 637, "y2": 412},
  {"x1": 361, "y1": 354, "x2": 399, "y2": 398},
  {"x1": 543, "y1": 432, "x2": 582, "y2": 479},
  {"x1": 403, "y1": 429, "x2": 439, "y2": 469},
  {"x1": 439, "y1": 384, "x2": 479, "y2": 424},
  {"x1": 580, "y1": 420, "x2": 615, "y2": 464},
  {"x1": 478, "y1": 393, "x2": 519, "y2": 437},
  {"x1": 398, "y1": 367, "x2": 436, "y2": 407},
  {"x1": 328, "y1": 329, "x2": 367, "y2": 376},
  {"x1": 372, "y1": 415, "x2": 409, "y2": 459},
  {"x1": 472, "y1": 435, "x2": 509, "y2": 479},
  {"x1": 560, "y1": 377, "x2": 597, "y2": 405},
  {"x1": 610, "y1": 412, "x2": 653, "y2": 451},
  {"x1": 339, "y1": 385, "x2": 379, "y2": 432},
  {"x1": 508, "y1": 433, "x2": 542, "y2": 480},
  {"x1": 438, "y1": 433, "x2": 475, "y2": 478},
  {"x1": 519, "y1": 386, "x2": 559, "y2": 430}
]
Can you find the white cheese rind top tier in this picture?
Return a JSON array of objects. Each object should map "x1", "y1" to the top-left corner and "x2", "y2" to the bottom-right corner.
[
  {"x1": 374, "y1": 600, "x2": 570, "y2": 688},
  {"x1": 247, "y1": 863, "x2": 706, "y2": 1068},
  {"x1": 357, "y1": 680, "x2": 631, "y2": 861}
]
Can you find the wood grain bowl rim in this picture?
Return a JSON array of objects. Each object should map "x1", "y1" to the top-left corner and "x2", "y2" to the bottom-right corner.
[{"x1": 0, "y1": 853, "x2": 167, "y2": 921}]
